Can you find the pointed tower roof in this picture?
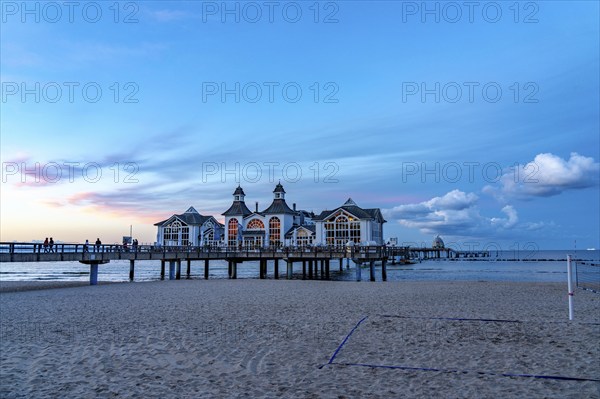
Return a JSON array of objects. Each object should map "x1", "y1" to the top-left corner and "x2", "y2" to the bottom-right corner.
[
  {"x1": 273, "y1": 182, "x2": 286, "y2": 194},
  {"x1": 262, "y1": 182, "x2": 295, "y2": 215},
  {"x1": 343, "y1": 198, "x2": 357, "y2": 206},
  {"x1": 222, "y1": 186, "x2": 252, "y2": 216},
  {"x1": 233, "y1": 185, "x2": 245, "y2": 196}
]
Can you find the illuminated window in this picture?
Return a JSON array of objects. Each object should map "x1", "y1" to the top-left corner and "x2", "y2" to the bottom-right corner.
[
  {"x1": 324, "y1": 212, "x2": 361, "y2": 246},
  {"x1": 269, "y1": 217, "x2": 281, "y2": 246},
  {"x1": 247, "y1": 219, "x2": 265, "y2": 230},
  {"x1": 228, "y1": 219, "x2": 239, "y2": 247},
  {"x1": 296, "y1": 228, "x2": 313, "y2": 246},
  {"x1": 163, "y1": 220, "x2": 189, "y2": 246}
]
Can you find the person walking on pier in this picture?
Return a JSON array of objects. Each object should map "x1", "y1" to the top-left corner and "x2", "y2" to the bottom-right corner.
[
  {"x1": 49, "y1": 237, "x2": 54, "y2": 253},
  {"x1": 84, "y1": 239, "x2": 90, "y2": 253},
  {"x1": 95, "y1": 238, "x2": 101, "y2": 252},
  {"x1": 43, "y1": 238, "x2": 49, "y2": 253}
]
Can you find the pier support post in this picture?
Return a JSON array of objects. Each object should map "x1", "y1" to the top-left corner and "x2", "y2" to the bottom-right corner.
[
  {"x1": 176, "y1": 260, "x2": 181, "y2": 280},
  {"x1": 356, "y1": 262, "x2": 362, "y2": 282},
  {"x1": 186, "y1": 259, "x2": 191, "y2": 279},
  {"x1": 160, "y1": 260, "x2": 165, "y2": 280},
  {"x1": 346, "y1": 258, "x2": 350, "y2": 269},
  {"x1": 320, "y1": 260, "x2": 324, "y2": 279},
  {"x1": 129, "y1": 259, "x2": 135, "y2": 282},
  {"x1": 325, "y1": 260, "x2": 330, "y2": 280},
  {"x1": 370, "y1": 261, "x2": 375, "y2": 282},
  {"x1": 302, "y1": 261, "x2": 306, "y2": 280},
  {"x1": 286, "y1": 261, "x2": 293, "y2": 280},
  {"x1": 90, "y1": 263, "x2": 99, "y2": 285},
  {"x1": 339, "y1": 258, "x2": 343, "y2": 272},
  {"x1": 274, "y1": 259, "x2": 279, "y2": 279},
  {"x1": 228, "y1": 261, "x2": 233, "y2": 279},
  {"x1": 204, "y1": 259, "x2": 209, "y2": 279},
  {"x1": 314, "y1": 261, "x2": 318, "y2": 278},
  {"x1": 260, "y1": 260, "x2": 266, "y2": 279},
  {"x1": 382, "y1": 259, "x2": 387, "y2": 281},
  {"x1": 232, "y1": 261, "x2": 237, "y2": 279},
  {"x1": 308, "y1": 260, "x2": 313, "y2": 279},
  {"x1": 169, "y1": 261, "x2": 176, "y2": 280}
]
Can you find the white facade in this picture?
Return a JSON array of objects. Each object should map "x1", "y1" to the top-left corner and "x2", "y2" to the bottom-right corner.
[
  {"x1": 155, "y1": 207, "x2": 224, "y2": 246},
  {"x1": 156, "y1": 188, "x2": 385, "y2": 248}
]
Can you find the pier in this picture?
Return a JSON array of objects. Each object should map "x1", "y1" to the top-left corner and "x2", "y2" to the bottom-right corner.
[{"x1": 0, "y1": 242, "x2": 414, "y2": 285}]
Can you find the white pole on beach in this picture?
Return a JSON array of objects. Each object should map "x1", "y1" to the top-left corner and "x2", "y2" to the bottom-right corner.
[{"x1": 567, "y1": 254, "x2": 574, "y2": 320}]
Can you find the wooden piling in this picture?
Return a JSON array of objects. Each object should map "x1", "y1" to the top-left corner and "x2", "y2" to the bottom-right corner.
[
  {"x1": 339, "y1": 258, "x2": 343, "y2": 272},
  {"x1": 186, "y1": 259, "x2": 191, "y2": 279},
  {"x1": 176, "y1": 260, "x2": 181, "y2": 280},
  {"x1": 320, "y1": 260, "x2": 324, "y2": 279},
  {"x1": 204, "y1": 259, "x2": 209, "y2": 279},
  {"x1": 260, "y1": 260, "x2": 266, "y2": 279},
  {"x1": 369, "y1": 261, "x2": 375, "y2": 282},
  {"x1": 302, "y1": 260, "x2": 306, "y2": 280},
  {"x1": 129, "y1": 259, "x2": 135, "y2": 282},
  {"x1": 274, "y1": 259, "x2": 279, "y2": 279},
  {"x1": 232, "y1": 261, "x2": 237, "y2": 279},
  {"x1": 169, "y1": 261, "x2": 176, "y2": 280},
  {"x1": 382, "y1": 259, "x2": 387, "y2": 281},
  {"x1": 356, "y1": 262, "x2": 362, "y2": 281},
  {"x1": 308, "y1": 260, "x2": 313, "y2": 279},
  {"x1": 286, "y1": 260, "x2": 293, "y2": 279},
  {"x1": 160, "y1": 260, "x2": 165, "y2": 280},
  {"x1": 325, "y1": 259, "x2": 330, "y2": 280},
  {"x1": 228, "y1": 261, "x2": 233, "y2": 279}
]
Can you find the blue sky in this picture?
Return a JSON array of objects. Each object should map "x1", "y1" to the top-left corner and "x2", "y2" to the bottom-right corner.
[{"x1": 1, "y1": 1, "x2": 599, "y2": 249}]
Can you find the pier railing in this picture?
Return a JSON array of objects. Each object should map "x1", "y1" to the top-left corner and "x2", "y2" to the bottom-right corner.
[{"x1": 0, "y1": 242, "x2": 410, "y2": 262}]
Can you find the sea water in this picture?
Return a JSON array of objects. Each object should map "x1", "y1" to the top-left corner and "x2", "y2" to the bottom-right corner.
[{"x1": 1, "y1": 250, "x2": 598, "y2": 283}]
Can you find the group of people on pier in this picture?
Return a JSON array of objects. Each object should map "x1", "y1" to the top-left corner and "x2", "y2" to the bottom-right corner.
[{"x1": 42, "y1": 237, "x2": 55, "y2": 253}]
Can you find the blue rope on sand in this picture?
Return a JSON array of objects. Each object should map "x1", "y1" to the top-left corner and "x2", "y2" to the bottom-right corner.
[
  {"x1": 319, "y1": 316, "x2": 368, "y2": 369},
  {"x1": 380, "y1": 315, "x2": 522, "y2": 323},
  {"x1": 321, "y1": 315, "x2": 600, "y2": 382},
  {"x1": 380, "y1": 314, "x2": 600, "y2": 325},
  {"x1": 329, "y1": 362, "x2": 600, "y2": 382}
]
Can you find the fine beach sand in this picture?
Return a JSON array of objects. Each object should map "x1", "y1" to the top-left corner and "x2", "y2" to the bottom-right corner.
[{"x1": 1, "y1": 280, "x2": 599, "y2": 398}]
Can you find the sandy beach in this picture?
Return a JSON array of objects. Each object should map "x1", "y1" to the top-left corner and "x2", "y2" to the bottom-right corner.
[{"x1": 1, "y1": 280, "x2": 599, "y2": 398}]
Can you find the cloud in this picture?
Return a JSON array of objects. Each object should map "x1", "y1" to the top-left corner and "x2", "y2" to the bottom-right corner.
[
  {"x1": 383, "y1": 190, "x2": 538, "y2": 238},
  {"x1": 384, "y1": 190, "x2": 483, "y2": 235},
  {"x1": 485, "y1": 152, "x2": 599, "y2": 199},
  {"x1": 490, "y1": 205, "x2": 518, "y2": 228}
]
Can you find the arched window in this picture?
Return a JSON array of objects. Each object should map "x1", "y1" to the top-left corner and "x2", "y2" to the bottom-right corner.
[
  {"x1": 247, "y1": 219, "x2": 265, "y2": 230},
  {"x1": 269, "y1": 217, "x2": 281, "y2": 246},
  {"x1": 324, "y1": 212, "x2": 361, "y2": 246},
  {"x1": 163, "y1": 220, "x2": 189, "y2": 246},
  {"x1": 228, "y1": 219, "x2": 238, "y2": 247},
  {"x1": 203, "y1": 222, "x2": 214, "y2": 245}
]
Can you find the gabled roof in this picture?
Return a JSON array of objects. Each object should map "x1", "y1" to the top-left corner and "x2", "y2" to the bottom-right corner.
[
  {"x1": 284, "y1": 224, "x2": 316, "y2": 238},
  {"x1": 243, "y1": 212, "x2": 265, "y2": 220},
  {"x1": 154, "y1": 210, "x2": 222, "y2": 227},
  {"x1": 222, "y1": 201, "x2": 253, "y2": 217},
  {"x1": 313, "y1": 200, "x2": 386, "y2": 223},
  {"x1": 262, "y1": 199, "x2": 295, "y2": 215}
]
